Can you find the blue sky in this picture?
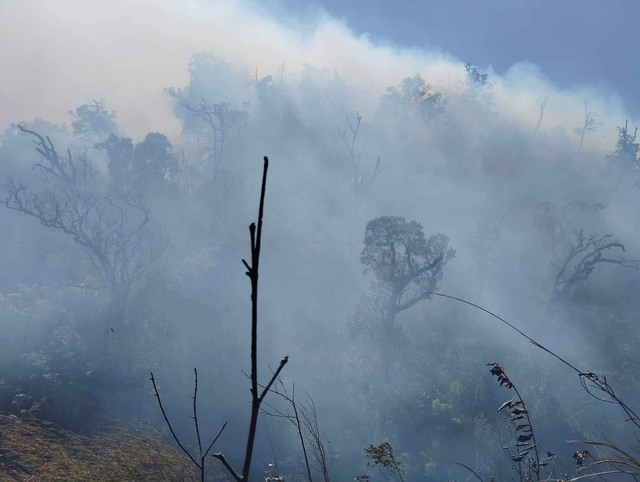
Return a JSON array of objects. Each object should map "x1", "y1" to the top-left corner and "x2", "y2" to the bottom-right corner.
[{"x1": 261, "y1": 0, "x2": 640, "y2": 116}]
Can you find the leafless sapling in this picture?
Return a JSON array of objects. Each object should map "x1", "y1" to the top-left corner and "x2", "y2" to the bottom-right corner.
[
  {"x1": 149, "y1": 368, "x2": 228, "y2": 482},
  {"x1": 151, "y1": 156, "x2": 287, "y2": 482},
  {"x1": 211, "y1": 156, "x2": 289, "y2": 481}
]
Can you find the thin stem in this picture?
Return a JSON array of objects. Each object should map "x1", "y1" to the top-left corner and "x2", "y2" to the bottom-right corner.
[
  {"x1": 149, "y1": 372, "x2": 200, "y2": 469},
  {"x1": 425, "y1": 292, "x2": 582, "y2": 373},
  {"x1": 204, "y1": 421, "x2": 228, "y2": 458},
  {"x1": 193, "y1": 368, "x2": 203, "y2": 458}
]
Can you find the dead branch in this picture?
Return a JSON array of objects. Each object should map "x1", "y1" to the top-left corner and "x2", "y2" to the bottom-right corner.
[
  {"x1": 150, "y1": 370, "x2": 228, "y2": 482},
  {"x1": 17, "y1": 124, "x2": 76, "y2": 187},
  {"x1": 547, "y1": 229, "x2": 640, "y2": 316}
]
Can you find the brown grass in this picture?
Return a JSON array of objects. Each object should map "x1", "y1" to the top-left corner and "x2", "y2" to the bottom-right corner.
[{"x1": 0, "y1": 414, "x2": 200, "y2": 481}]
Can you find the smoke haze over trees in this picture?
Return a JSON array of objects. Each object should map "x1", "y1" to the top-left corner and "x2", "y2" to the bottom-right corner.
[{"x1": 2, "y1": 1, "x2": 640, "y2": 480}]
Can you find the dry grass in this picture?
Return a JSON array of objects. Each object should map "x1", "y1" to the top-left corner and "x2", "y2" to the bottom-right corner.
[{"x1": 0, "y1": 414, "x2": 199, "y2": 481}]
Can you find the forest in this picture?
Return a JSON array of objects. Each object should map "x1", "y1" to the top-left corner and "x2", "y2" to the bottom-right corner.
[{"x1": 2, "y1": 3, "x2": 640, "y2": 481}]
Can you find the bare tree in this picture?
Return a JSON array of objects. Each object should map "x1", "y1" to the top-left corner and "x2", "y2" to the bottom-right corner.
[
  {"x1": 546, "y1": 230, "x2": 640, "y2": 317},
  {"x1": 575, "y1": 100, "x2": 602, "y2": 150},
  {"x1": 3, "y1": 126, "x2": 166, "y2": 323},
  {"x1": 183, "y1": 99, "x2": 246, "y2": 187},
  {"x1": 336, "y1": 113, "x2": 385, "y2": 196}
]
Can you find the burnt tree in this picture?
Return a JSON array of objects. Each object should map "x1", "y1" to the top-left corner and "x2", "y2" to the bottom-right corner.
[{"x1": 4, "y1": 125, "x2": 166, "y2": 324}]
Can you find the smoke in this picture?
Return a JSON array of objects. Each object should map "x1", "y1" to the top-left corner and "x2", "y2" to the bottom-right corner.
[
  {"x1": 1, "y1": 0, "x2": 636, "y2": 148},
  {"x1": 3, "y1": 2, "x2": 640, "y2": 479}
]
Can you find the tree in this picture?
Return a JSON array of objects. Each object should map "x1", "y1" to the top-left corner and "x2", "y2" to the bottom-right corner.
[
  {"x1": 132, "y1": 132, "x2": 180, "y2": 192},
  {"x1": 546, "y1": 230, "x2": 640, "y2": 317},
  {"x1": 182, "y1": 99, "x2": 246, "y2": 187},
  {"x1": 348, "y1": 216, "x2": 455, "y2": 381},
  {"x1": 4, "y1": 125, "x2": 166, "y2": 324},
  {"x1": 381, "y1": 74, "x2": 447, "y2": 122},
  {"x1": 461, "y1": 62, "x2": 496, "y2": 109},
  {"x1": 574, "y1": 100, "x2": 602, "y2": 150},
  {"x1": 95, "y1": 134, "x2": 134, "y2": 192},
  {"x1": 68, "y1": 100, "x2": 117, "y2": 139},
  {"x1": 336, "y1": 113, "x2": 385, "y2": 196},
  {"x1": 605, "y1": 119, "x2": 639, "y2": 173},
  {"x1": 360, "y1": 216, "x2": 455, "y2": 338}
]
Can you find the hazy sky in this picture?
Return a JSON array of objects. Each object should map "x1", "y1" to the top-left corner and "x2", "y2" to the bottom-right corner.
[
  {"x1": 262, "y1": 0, "x2": 640, "y2": 116},
  {"x1": 0, "y1": 0, "x2": 636, "y2": 145}
]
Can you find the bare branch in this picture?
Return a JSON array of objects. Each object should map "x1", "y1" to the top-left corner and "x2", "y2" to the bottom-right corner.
[
  {"x1": 149, "y1": 372, "x2": 200, "y2": 469},
  {"x1": 211, "y1": 453, "x2": 242, "y2": 481}
]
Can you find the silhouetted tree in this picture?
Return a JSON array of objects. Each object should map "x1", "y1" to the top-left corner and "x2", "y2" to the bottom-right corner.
[
  {"x1": 132, "y1": 132, "x2": 179, "y2": 192},
  {"x1": 68, "y1": 100, "x2": 117, "y2": 139},
  {"x1": 546, "y1": 230, "x2": 640, "y2": 317},
  {"x1": 605, "y1": 119, "x2": 639, "y2": 173},
  {"x1": 95, "y1": 133, "x2": 134, "y2": 192},
  {"x1": 360, "y1": 216, "x2": 455, "y2": 337},
  {"x1": 348, "y1": 216, "x2": 455, "y2": 381},
  {"x1": 382, "y1": 74, "x2": 447, "y2": 122},
  {"x1": 4, "y1": 126, "x2": 166, "y2": 324},
  {"x1": 575, "y1": 101, "x2": 602, "y2": 150}
]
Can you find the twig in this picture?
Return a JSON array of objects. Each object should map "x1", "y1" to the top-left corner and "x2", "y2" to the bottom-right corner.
[
  {"x1": 450, "y1": 461, "x2": 483, "y2": 481},
  {"x1": 149, "y1": 372, "x2": 199, "y2": 468},
  {"x1": 426, "y1": 291, "x2": 640, "y2": 429},
  {"x1": 150, "y1": 370, "x2": 228, "y2": 482}
]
